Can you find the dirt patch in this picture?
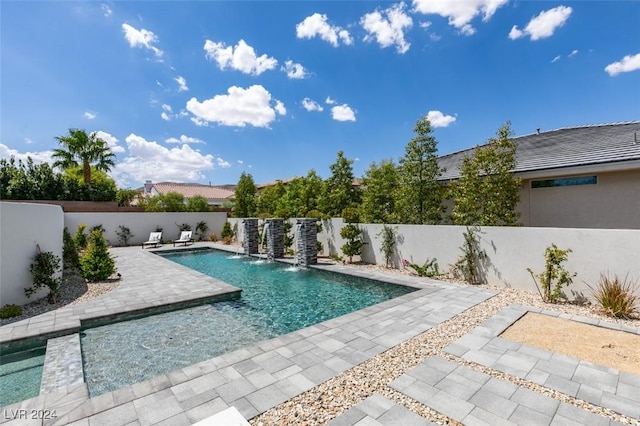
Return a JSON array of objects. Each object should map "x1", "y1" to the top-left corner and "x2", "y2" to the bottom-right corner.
[{"x1": 501, "y1": 312, "x2": 640, "y2": 375}]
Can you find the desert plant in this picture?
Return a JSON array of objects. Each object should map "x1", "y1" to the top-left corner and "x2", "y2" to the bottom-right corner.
[
  {"x1": 405, "y1": 258, "x2": 440, "y2": 277},
  {"x1": 527, "y1": 243, "x2": 576, "y2": 303},
  {"x1": 208, "y1": 233, "x2": 219, "y2": 242},
  {"x1": 177, "y1": 223, "x2": 191, "y2": 232},
  {"x1": 26, "y1": 246, "x2": 62, "y2": 304},
  {"x1": 221, "y1": 221, "x2": 234, "y2": 240},
  {"x1": 453, "y1": 226, "x2": 487, "y2": 284},
  {"x1": 0, "y1": 304, "x2": 23, "y2": 319},
  {"x1": 81, "y1": 229, "x2": 116, "y2": 282},
  {"x1": 588, "y1": 273, "x2": 638, "y2": 319},
  {"x1": 222, "y1": 235, "x2": 233, "y2": 245},
  {"x1": 377, "y1": 224, "x2": 397, "y2": 268},
  {"x1": 62, "y1": 227, "x2": 80, "y2": 269},
  {"x1": 331, "y1": 253, "x2": 344, "y2": 263},
  {"x1": 195, "y1": 221, "x2": 209, "y2": 241},
  {"x1": 340, "y1": 223, "x2": 364, "y2": 263},
  {"x1": 115, "y1": 225, "x2": 134, "y2": 246},
  {"x1": 74, "y1": 224, "x2": 88, "y2": 250}
]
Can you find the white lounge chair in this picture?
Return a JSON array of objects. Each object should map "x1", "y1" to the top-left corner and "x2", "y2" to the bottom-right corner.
[
  {"x1": 142, "y1": 232, "x2": 163, "y2": 249},
  {"x1": 174, "y1": 231, "x2": 194, "y2": 247}
]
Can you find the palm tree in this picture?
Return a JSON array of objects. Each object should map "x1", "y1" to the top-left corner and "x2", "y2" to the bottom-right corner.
[{"x1": 52, "y1": 129, "x2": 115, "y2": 185}]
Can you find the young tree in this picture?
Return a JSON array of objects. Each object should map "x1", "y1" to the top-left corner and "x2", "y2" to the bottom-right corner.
[
  {"x1": 450, "y1": 121, "x2": 522, "y2": 226},
  {"x1": 359, "y1": 159, "x2": 399, "y2": 223},
  {"x1": 80, "y1": 229, "x2": 116, "y2": 282},
  {"x1": 116, "y1": 189, "x2": 139, "y2": 207},
  {"x1": 319, "y1": 151, "x2": 360, "y2": 217},
  {"x1": 396, "y1": 117, "x2": 445, "y2": 224},
  {"x1": 52, "y1": 129, "x2": 115, "y2": 185},
  {"x1": 256, "y1": 180, "x2": 286, "y2": 216},
  {"x1": 186, "y1": 195, "x2": 211, "y2": 212},
  {"x1": 234, "y1": 172, "x2": 257, "y2": 217}
]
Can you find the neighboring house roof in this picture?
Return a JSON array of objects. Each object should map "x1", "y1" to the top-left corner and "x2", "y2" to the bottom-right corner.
[
  {"x1": 438, "y1": 121, "x2": 640, "y2": 181},
  {"x1": 145, "y1": 182, "x2": 235, "y2": 200}
]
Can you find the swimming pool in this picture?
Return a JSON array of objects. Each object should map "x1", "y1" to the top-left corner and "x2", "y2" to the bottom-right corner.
[
  {"x1": 0, "y1": 346, "x2": 46, "y2": 407},
  {"x1": 81, "y1": 249, "x2": 416, "y2": 396}
]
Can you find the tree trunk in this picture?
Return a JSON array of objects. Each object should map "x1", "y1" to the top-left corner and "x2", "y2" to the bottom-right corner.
[{"x1": 83, "y1": 161, "x2": 91, "y2": 184}]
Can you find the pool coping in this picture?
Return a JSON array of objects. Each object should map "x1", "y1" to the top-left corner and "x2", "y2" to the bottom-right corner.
[{"x1": 0, "y1": 243, "x2": 497, "y2": 425}]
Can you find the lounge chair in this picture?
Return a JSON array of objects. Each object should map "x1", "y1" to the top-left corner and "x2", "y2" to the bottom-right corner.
[
  {"x1": 174, "y1": 231, "x2": 194, "y2": 247},
  {"x1": 142, "y1": 232, "x2": 163, "y2": 249}
]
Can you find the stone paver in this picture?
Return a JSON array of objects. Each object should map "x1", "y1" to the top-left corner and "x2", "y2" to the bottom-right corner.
[
  {"x1": 0, "y1": 244, "x2": 495, "y2": 425},
  {"x1": 390, "y1": 356, "x2": 623, "y2": 425},
  {"x1": 327, "y1": 394, "x2": 437, "y2": 426},
  {"x1": 444, "y1": 305, "x2": 640, "y2": 420}
]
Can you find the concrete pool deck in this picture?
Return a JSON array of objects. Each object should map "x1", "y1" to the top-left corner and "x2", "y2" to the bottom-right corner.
[{"x1": 1, "y1": 243, "x2": 639, "y2": 425}]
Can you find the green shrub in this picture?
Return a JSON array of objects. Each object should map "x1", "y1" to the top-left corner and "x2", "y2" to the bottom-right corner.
[
  {"x1": 221, "y1": 221, "x2": 234, "y2": 239},
  {"x1": 63, "y1": 227, "x2": 80, "y2": 269},
  {"x1": 115, "y1": 225, "x2": 134, "y2": 246},
  {"x1": 453, "y1": 226, "x2": 487, "y2": 284},
  {"x1": 405, "y1": 258, "x2": 440, "y2": 277},
  {"x1": 26, "y1": 248, "x2": 62, "y2": 304},
  {"x1": 0, "y1": 304, "x2": 23, "y2": 319},
  {"x1": 377, "y1": 224, "x2": 397, "y2": 268},
  {"x1": 341, "y1": 207, "x2": 360, "y2": 224},
  {"x1": 81, "y1": 229, "x2": 116, "y2": 282},
  {"x1": 588, "y1": 273, "x2": 638, "y2": 319},
  {"x1": 527, "y1": 243, "x2": 576, "y2": 303},
  {"x1": 209, "y1": 233, "x2": 219, "y2": 242},
  {"x1": 195, "y1": 221, "x2": 209, "y2": 241},
  {"x1": 74, "y1": 224, "x2": 88, "y2": 250},
  {"x1": 340, "y1": 223, "x2": 364, "y2": 263}
]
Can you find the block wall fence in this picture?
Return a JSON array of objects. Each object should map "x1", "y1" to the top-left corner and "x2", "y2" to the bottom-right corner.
[{"x1": 1, "y1": 204, "x2": 638, "y2": 306}]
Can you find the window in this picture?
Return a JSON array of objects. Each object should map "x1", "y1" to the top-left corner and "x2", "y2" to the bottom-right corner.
[{"x1": 531, "y1": 175, "x2": 597, "y2": 189}]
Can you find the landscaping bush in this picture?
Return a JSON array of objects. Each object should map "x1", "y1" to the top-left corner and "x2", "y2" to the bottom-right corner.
[
  {"x1": 26, "y1": 247, "x2": 62, "y2": 304},
  {"x1": 115, "y1": 225, "x2": 134, "y2": 246},
  {"x1": 527, "y1": 243, "x2": 576, "y2": 303},
  {"x1": 73, "y1": 224, "x2": 88, "y2": 251},
  {"x1": 340, "y1": 223, "x2": 364, "y2": 263},
  {"x1": 0, "y1": 304, "x2": 23, "y2": 319},
  {"x1": 377, "y1": 224, "x2": 397, "y2": 268},
  {"x1": 81, "y1": 229, "x2": 116, "y2": 282},
  {"x1": 588, "y1": 273, "x2": 638, "y2": 319},
  {"x1": 63, "y1": 227, "x2": 80, "y2": 269},
  {"x1": 221, "y1": 221, "x2": 234, "y2": 240},
  {"x1": 404, "y1": 258, "x2": 439, "y2": 277}
]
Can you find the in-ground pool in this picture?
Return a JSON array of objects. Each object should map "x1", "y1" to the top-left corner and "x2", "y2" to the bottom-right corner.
[
  {"x1": 0, "y1": 346, "x2": 46, "y2": 407},
  {"x1": 81, "y1": 249, "x2": 416, "y2": 396}
]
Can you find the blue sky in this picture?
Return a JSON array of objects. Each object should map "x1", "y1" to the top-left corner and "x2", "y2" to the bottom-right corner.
[{"x1": 1, "y1": 1, "x2": 639, "y2": 189}]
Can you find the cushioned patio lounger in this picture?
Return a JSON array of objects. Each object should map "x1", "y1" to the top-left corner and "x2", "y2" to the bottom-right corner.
[
  {"x1": 174, "y1": 230, "x2": 194, "y2": 247},
  {"x1": 142, "y1": 232, "x2": 162, "y2": 249}
]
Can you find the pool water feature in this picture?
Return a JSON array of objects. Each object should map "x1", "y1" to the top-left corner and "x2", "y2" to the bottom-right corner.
[
  {"x1": 81, "y1": 249, "x2": 416, "y2": 396},
  {"x1": 0, "y1": 346, "x2": 46, "y2": 407}
]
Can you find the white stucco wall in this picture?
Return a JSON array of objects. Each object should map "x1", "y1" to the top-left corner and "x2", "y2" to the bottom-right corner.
[
  {"x1": 64, "y1": 212, "x2": 228, "y2": 246},
  {"x1": 0, "y1": 202, "x2": 64, "y2": 306},
  {"x1": 319, "y1": 219, "x2": 640, "y2": 301}
]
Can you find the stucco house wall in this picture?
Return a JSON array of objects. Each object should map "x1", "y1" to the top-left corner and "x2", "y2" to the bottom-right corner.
[{"x1": 0, "y1": 202, "x2": 64, "y2": 306}]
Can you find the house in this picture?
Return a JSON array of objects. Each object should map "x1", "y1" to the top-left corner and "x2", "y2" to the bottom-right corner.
[
  {"x1": 437, "y1": 121, "x2": 640, "y2": 229},
  {"x1": 139, "y1": 181, "x2": 235, "y2": 208}
]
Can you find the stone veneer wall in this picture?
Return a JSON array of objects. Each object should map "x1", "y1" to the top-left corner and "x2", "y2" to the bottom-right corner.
[
  {"x1": 265, "y1": 218, "x2": 284, "y2": 260},
  {"x1": 242, "y1": 218, "x2": 259, "y2": 255},
  {"x1": 296, "y1": 219, "x2": 317, "y2": 266}
]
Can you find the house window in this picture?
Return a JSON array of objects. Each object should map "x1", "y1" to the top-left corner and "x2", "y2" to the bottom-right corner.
[{"x1": 531, "y1": 176, "x2": 597, "y2": 189}]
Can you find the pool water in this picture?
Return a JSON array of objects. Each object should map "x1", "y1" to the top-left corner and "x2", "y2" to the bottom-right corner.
[
  {"x1": 0, "y1": 347, "x2": 45, "y2": 407},
  {"x1": 81, "y1": 249, "x2": 415, "y2": 396}
]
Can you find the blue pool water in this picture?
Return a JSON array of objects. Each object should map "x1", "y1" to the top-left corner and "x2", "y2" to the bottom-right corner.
[
  {"x1": 81, "y1": 249, "x2": 415, "y2": 396},
  {"x1": 0, "y1": 347, "x2": 45, "y2": 407}
]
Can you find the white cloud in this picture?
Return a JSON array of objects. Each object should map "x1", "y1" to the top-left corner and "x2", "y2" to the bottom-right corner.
[
  {"x1": 101, "y1": 4, "x2": 112, "y2": 17},
  {"x1": 605, "y1": 53, "x2": 640, "y2": 76},
  {"x1": 112, "y1": 134, "x2": 215, "y2": 185},
  {"x1": 217, "y1": 158, "x2": 231, "y2": 168},
  {"x1": 24, "y1": 138, "x2": 33, "y2": 145},
  {"x1": 509, "y1": 6, "x2": 572, "y2": 41},
  {"x1": 274, "y1": 100, "x2": 287, "y2": 116},
  {"x1": 426, "y1": 110, "x2": 456, "y2": 127},
  {"x1": 175, "y1": 76, "x2": 189, "y2": 92},
  {"x1": 412, "y1": 0, "x2": 508, "y2": 36},
  {"x1": 283, "y1": 60, "x2": 308, "y2": 79},
  {"x1": 551, "y1": 55, "x2": 561, "y2": 63},
  {"x1": 420, "y1": 21, "x2": 432, "y2": 29},
  {"x1": 121, "y1": 23, "x2": 163, "y2": 57},
  {"x1": 165, "y1": 135, "x2": 204, "y2": 144},
  {"x1": 568, "y1": 49, "x2": 578, "y2": 58},
  {"x1": 331, "y1": 104, "x2": 356, "y2": 122},
  {"x1": 204, "y1": 39, "x2": 277, "y2": 75},
  {"x1": 84, "y1": 111, "x2": 96, "y2": 120},
  {"x1": 161, "y1": 112, "x2": 170, "y2": 121},
  {"x1": 302, "y1": 98, "x2": 323, "y2": 112},
  {"x1": 296, "y1": 13, "x2": 353, "y2": 47},
  {"x1": 162, "y1": 104, "x2": 172, "y2": 112},
  {"x1": 95, "y1": 130, "x2": 125, "y2": 153},
  {"x1": 186, "y1": 85, "x2": 280, "y2": 128},
  {"x1": 325, "y1": 96, "x2": 336, "y2": 105},
  {"x1": 361, "y1": 3, "x2": 413, "y2": 54},
  {"x1": 0, "y1": 143, "x2": 54, "y2": 164},
  {"x1": 237, "y1": 160, "x2": 244, "y2": 164}
]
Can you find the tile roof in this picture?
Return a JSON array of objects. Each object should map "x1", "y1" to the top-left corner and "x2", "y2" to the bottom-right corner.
[
  {"x1": 438, "y1": 121, "x2": 640, "y2": 180},
  {"x1": 152, "y1": 182, "x2": 235, "y2": 199}
]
